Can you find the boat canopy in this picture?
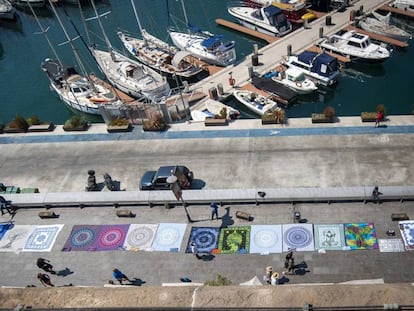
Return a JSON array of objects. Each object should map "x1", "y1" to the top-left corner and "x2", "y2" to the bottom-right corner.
[
  {"x1": 297, "y1": 51, "x2": 338, "y2": 77},
  {"x1": 263, "y1": 5, "x2": 288, "y2": 28},
  {"x1": 171, "y1": 51, "x2": 192, "y2": 67},
  {"x1": 202, "y1": 35, "x2": 225, "y2": 48}
]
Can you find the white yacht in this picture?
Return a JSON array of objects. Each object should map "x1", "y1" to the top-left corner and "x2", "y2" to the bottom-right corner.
[
  {"x1": 169, "y1": 0, "x2": 236, "y2": 67},
  {"x1": 227, "y1": 4, "x2": 292, "y2": 37},
  {"x1": 91, "y1": 48, "x2": 170, "y2": 101},
  {"x1": 283, "y1": 51, "x2": 340, "y2": 87},
  {"x1": 0, "y1": 0, "x2": 16, "y2": 20},
  {"x1": 233, "y1": 90, "x2": 278, "y2": 116},
  {"x1": 389, "y1": 0, "x2": 414, "y2": 12},
  {"x1": 318, "y1": 30, "x2": 391, "y2": 63},
  {"x1": 271, "y1": 67, "x2": 318, "y2": 94},
  {"x1": 41, "y1": 59, "x2": 124, "y2": 115},
  {"x1": 357, "y1": 12, "x2": 411, "y2": 42}
]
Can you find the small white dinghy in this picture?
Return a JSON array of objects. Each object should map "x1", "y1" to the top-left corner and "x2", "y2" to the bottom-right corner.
[{"x1": 233, "y1": 90, "x2": 278, "y2": 116}]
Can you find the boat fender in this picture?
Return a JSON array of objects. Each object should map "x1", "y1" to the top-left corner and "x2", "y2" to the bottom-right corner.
[{"x1": 295, "y1": 81, "x2": 302, "y2": 88}]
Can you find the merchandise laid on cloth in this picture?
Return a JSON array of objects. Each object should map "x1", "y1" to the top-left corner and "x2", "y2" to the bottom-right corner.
[
  {"x1": 344, "y1": 223, "x2": 378, "y2": 250},
  {"x1": 185, "y1": 227, "x2": 220, "y2": 254},
  {"x1": 398, "y1": 221, "x2": 414, "y2": 251}
]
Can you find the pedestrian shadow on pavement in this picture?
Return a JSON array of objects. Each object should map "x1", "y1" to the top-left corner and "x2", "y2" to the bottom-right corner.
[
  {"x1": 56, "y1": 268, "x2": 74, "y2": 277},
  {"x1": 196, "y1": 253, "x2": 215, "y2": 261},
  {"x1": 220, "y1": 207, "x2": 234, "y2": 228},
  {"x1": 128, "y1": 278, "x2": 146, "y2": 286}
]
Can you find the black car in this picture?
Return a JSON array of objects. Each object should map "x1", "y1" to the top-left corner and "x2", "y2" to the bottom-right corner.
[{"x1": 139, "y1": 165, "x2": 194, "y2": 190}]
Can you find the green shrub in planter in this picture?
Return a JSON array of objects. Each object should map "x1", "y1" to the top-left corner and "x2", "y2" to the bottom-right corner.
[
  {"x1": 376, "y1": 104, "x2": 386, "y2": 116},
  {"x1": 6, "y1": 115, "x2": 29, "y2": 132},
  {"x1": 108, "y1": 118, "x2": 130, "y2": 126},
  {"x1": 323, "y1": 106, "x2": 335, "y2": 120},
  {"x1": 0, "y1": 124, "x2": 4, "y2": 134},
  {"x1": 63, "y1": 115, "x2": 88, "y2": 131},
  {"x1": 27, "y1": 115, "x2": 41, "y2": 126},
  {"x1": 261, "y1": 108, "x2": 286, "y2": 124}
]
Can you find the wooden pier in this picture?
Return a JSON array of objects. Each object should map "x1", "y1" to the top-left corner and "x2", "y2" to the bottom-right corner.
[
  {"x1": 345, "y1": 25, "x2": 409, "y2": 48},
  {"x1": 378, "y1": 4, "x2": 414, "y2": 19},
  {"x1": 216, "y1": 18, "x2": 279, "y2": 44},
  {"x1": 306, "y1": 46, "x2": 351, "y2": 63}
]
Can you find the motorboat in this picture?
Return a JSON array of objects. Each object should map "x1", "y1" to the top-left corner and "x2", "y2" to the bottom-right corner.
[
  {"x1": 272, "y1": 0, "x2": 316, "y2": 24},
  {"x1": 318, "y1": 30, "x2": 391, "y2": 63},
  {"x1": 251, "y1": 75, "x2": 297, "y2": 106},
  {"x1": 41, "y1": 59, "x2": 124, "y2": 115},
  {"x1": 269, "y1": 66, "x2": 318, "y2": 94},
  {"x1": 0, "y1": 0, "x2": 16, "y2": 20},
  {"x1": 91, "y1": 48, "x2": 171, "y2": 101},
  {"x1": 227, "y1": 4, "x2": 292, "y2": 37},
  {"x1": 233, "y1": 90, "x2": 278, "y2": 116},
  {"x1": 191, "y1": 99, "x2": 240, "y2": 121},
  {"x1": 357, "y1": 12, "x2": 411, "y2": 42},
  {"x1": 118, "y1": 31, "x2": 204, "y2": 80},
  {"x1": 389, "y1": 0, "x2": 414, "y2": 13},
  {"x1": 117, "y1": 0, "x2": 204, "y2": 80},
  {"x1": 283, "y1": 51, "x2": 340, "y2": 86},
  {"x1": 169, "y1": 0, "x2": 236, "y2": 67}
]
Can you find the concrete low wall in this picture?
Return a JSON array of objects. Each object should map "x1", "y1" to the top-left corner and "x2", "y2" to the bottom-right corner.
[{"x1": 3, "y1": 186, "x2": 414, "y2": 209}]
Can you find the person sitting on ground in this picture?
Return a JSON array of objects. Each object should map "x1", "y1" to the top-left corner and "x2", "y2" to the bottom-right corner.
[
  {"x1": 37, "y1": 273, "x2": 54, "y2": 287},
  {"x1": 0, "y1": 196, "x2": 12, "y2": 216}
]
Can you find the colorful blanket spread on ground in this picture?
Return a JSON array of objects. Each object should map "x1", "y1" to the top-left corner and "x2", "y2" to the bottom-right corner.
[
  {"x1": 185, "y1": 227, "x2": 220, "y2": 253},
  {"x1": 23, "y1": 224, "x2": 64, "y2": 252},
  {"x1": 249, "y1": 225, "x2": 282, "y2": 254},
  {"x1": 63, "y1": 224, "x2": 129, "y2": 251},
  {"x1": 123, "y1": 224, "x2": 159, "y2": 251},
  {"x1": 151, "y1": 223, "x2": 187, "y2": 252},
  {"x1": 344, "y1": 223, "x2": 378, "y2": 250},
  {"x1": 0, "y1": 223, "x2": 13, "y2": 240},
  {"x1": 282, "y1": 223, "x2": 315, "y2": 252},
  {"x1": 314, "y1": 224, "x2": 345, "y2": 251},
  {"x1": 398, "y1": 221, "x2": 414, "y2": 251},
  {"x1": 0, "y1": 225, "x2": 36, "y2": 252},
  {"x1": 218, "y1": 226, "x2": 251, "y2": 254}
]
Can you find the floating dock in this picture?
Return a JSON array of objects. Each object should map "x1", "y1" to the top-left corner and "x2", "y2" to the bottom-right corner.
[
  {"x1": 378, "y1": 4, "x2": 414, "y2": 18},
  {"x1": 216, "y1": 18, "x2": 279, "y2": 44}
]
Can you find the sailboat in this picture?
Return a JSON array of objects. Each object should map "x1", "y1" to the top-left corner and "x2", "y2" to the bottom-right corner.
[
  {"x1": 168, "y1": 0, "x2": 237, "y2": 67},
  {"x1": 38, "y1": 0, "x2": 124, "y2": 116},
  {"x1": 86, "y1": 0, "x2": 171, "y2": 101},
  {"x1": 117, "y1": 0, "x2": 204, "y2": 80}
]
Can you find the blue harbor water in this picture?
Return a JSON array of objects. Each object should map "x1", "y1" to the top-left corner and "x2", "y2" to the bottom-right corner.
[{"x1": 0, "y1": 0, "x2": 414, "y2": 124}]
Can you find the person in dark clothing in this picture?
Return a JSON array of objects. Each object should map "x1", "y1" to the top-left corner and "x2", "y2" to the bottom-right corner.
[
  {"x1": 37, "y1": 273, "x2": 54, "y2": 287},
  {"x1": 0, "y1": 196, "x2": 12, "y2": 216},
  {"x1": 37, "y1": 258, "x2": 56, "y2": 274},
  {"x1": 210, "y1": 202, "x2": 219, "y2": 220},
  {"x1": 112, "y1": 268, "x2": 131, "y2": 285}
]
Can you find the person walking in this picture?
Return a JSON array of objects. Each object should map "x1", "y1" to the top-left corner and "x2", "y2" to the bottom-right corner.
[
  {"x1": 284, "y1": 251, "x2": 293, "y2": 269},
  {"x1": 37, "y1": 258, "x2": 56, "y2": 274},
  {"x1": 112, "y1": 268, "x2": 131, "y2": 285},
  {"x1": 375, "y1": 111, "x2": 383, "y2": 128},
  {"x1": 210, "y1": 202, "x2": 219, "y2": 220},
  {"x1": 37, "y1": 273, "x2": 54, "y2": 287},
  {"x1": 190, "y1": 241, "x2": 197, "y2": 256}
]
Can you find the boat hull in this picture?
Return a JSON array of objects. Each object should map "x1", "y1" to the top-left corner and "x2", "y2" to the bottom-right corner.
[{"x1": 233, "y1": 90, "x2": 278, "y2": 116}]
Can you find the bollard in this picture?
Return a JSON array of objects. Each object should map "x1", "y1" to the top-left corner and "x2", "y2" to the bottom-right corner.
[
  {"x1": 248, "y1": 66, "x2": 254, "y2": 78},
  {"x1": 325, "y1": 15, "x2": 332, "y2": 26},
  {"x1": 217, "y1": 83, "x2": 224, "y2": 96},
  {"x1": 228, "y1": 72, "x2": 236, "y2": 87},
  {"x1": 359, "y1": 5, "x2": 364, "y2": 16},
  {"x1": 287, "y1": 44, "x2": 292, "y2": 56},
  {"x1": 319, "y1": 27, "x2": 324, "y2": 38},
  {"x1": 253, "y1": 43, "x2": 258, "y2": 55},
  {"x1": 350, "y1": 10, "x2": 355, "y2": 21},
  {"x1": 252, "y1": 54, "x2": 259, "y2": 66},
  {"x1": 208, "y1": 87, "x2": 218, "y2": 99},
  {"x1": 303, "y1": 18, "x2": 308, "y2": 29}
]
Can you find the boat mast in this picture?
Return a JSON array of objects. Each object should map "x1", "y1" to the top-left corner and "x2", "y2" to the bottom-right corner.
[
  {"x1": 47, "y1": 0, "x2": 94, "y2": 89},
  {"x1": 180, "y1": 0, "x2": 190, "y2": 34},
  {"x1": 89, "y1": 0, "x2": 114, "y2": 54},
  {"x1": 27, "y1": 1, "x2": 62, "y2": 66},
  {"x1": 130, "y1": 0, "x2": 144, "y2": 37}
]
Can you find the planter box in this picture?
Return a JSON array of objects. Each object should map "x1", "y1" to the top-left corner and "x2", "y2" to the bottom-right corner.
[
  {"x1": 361, "y1": 112, "x2": 378, "y2": 122},
  {"x1": 28, "y1": 122, "x2": 55, "y2": 132},
  {"x1": 261, "y1": 119, "x2": 283, "y2": 125},
  {"x1": 3, "y1": 127, "x2": 26, "y2": 133},
  {"x1": 311, "y1": 113, "x2": 334, "y2": 124},
  {"x1": 142, "y1": 125, "x2": 167, "y2": 132},
  {"x1": 63, "y1": 124, "x2": 89, "y2": 132},
  {"x1": 107, "y1": 124, "x2": 132, "y2": 133},
  {"x1": 204, "y1": 118, "x2": 228, "y2": 126}
]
